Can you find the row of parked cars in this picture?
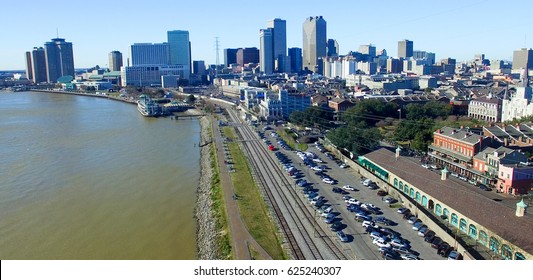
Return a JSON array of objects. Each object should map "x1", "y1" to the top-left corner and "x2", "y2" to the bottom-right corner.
[{"x1": 399, "y1": 208, "x2": 462, "y2": 260}]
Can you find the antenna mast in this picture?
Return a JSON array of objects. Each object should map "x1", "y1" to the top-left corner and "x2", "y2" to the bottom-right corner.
[
  {"x1": 215, "y1": 37, "x2": 220, "y2": 76},
  {"x1": 56, "y1": 28, "x2": 59, "y2": 38}
]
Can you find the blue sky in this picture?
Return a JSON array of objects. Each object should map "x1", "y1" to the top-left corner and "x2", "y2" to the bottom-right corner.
[{"x1": 3, "y1": 0, "x2": 532, "y2": 70}]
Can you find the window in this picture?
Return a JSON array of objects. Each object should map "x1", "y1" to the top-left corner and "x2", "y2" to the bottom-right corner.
[
  {"x1": 399, "y1": 181, "x2": 403, "y2": 191},
  {"x1": 515, "y1": 252, "x2": 526, "y2": 260},
  {"x1": 468, "y1": 224, "x2": 477, "y2": 239},
  {"x1": 404, "y1": 184, "x2": 409, "y2": 194},
  {"x1": 443, "y1": 208, "x2": 450, "y2": 220},
  {"x1": 394, "y1": 178, "x2": 398, "y2": 188},
  {"x1": 415, "y1": 192, "x2": 421, "y2": 203},
  {"x1": 435, "y1": 204, "x2": 442, "y2": 215},
  {"x1": 422, "y1": 196, "x2": 428, "y2": 207},
  {"x1": 451, "y1": 213, "x2": 458, "y2": 227},
  {"x1": 410, "y1": 188, "x2": 415, "y2": 198},
  {"x1": 501, "y1": 244, "x2": 512, "y2": 260},
  {"x1": 459, "y1": 218, "x2": 467, "y2": 233},
  {"x1": 479, "y1": 231, "x2": 488, "y2": 245},
  {"x1": 489, "y1": 237, "x2": 500, "y2": 253}
]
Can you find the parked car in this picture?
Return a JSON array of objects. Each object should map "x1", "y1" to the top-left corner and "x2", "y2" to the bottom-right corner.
[
  {"x1": 377, "y1": 190, "x2": 388, "y2": 196},
  {"x1": 342, "y1": 185, "x2": 355, "y2": 191},
  {"x1": 403, "y1": 213, "x2": 415, "y2": 220},
  {"x1": 375, "y1": 216, "x2": 394, "y2": 226},
  {"x1": 397, "y1": 207, "x2": 410, "y2": 214},
  {"x1": 390, "y1": 238, "x2": 410, "y2": 248},
  {"x1": 448, "y1": 250, "x2": 462, "y2": 260},
  {"x1": 373, "y1": 239, "x2": 391, "y2": 249},
  {"x1": 412, "y1": 222, "x2": 425, "y2": 231},
  {"x1": 332, "y1": 187, "x2": 342, "y2": 193},
  {"x1": 424, "y1": 231, "x2": 436, "y2": 242},
  {"x1": 417, "y1": 226, "x2": 429, "y2": 236},
  {"x1": 392, "y1": 246, "x2": 412, "y2": 255},
  {"x1": 401, "y1": 253, "x2": 419, "y2": 260},
  {"x1": 336, "y1": 230, "x2": 349, "y2": 242},
  {"x1": 362, "y1": 220, "x2": 378, "y2": 229},
  {"x1": 437, "y1": 242, "x2": 453, "y2": 258},
  {"x1": 347, "y1": 198, "x2": 359, "y2": 205},
  {"x1": 384, "y1": 197, "x2": 398, "y2": 204},
  {"x1": 356, "y1": 214, "x2": 372, "y2": 222},
  {"x1": 330, "y1": 221, "x2": 343, "y2": 231},
  {"x1": 479, "y1": 184, "x2": 492, "y2": 191},
  {"x1": 408, "y1": 216, "x2": 419, "y2": 224},
  {"x1": 421, "y1": 164, "x2": 430, "y2": 169},
  {"x1": 431, "y1": 237, "x2": 443, "y2": 249},
  {"x1": 383, "y1": 252, "x2": 401, "y2": 260}
]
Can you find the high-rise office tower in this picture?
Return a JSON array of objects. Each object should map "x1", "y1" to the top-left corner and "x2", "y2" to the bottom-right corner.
[
  {"x1": 398, "y1": 39, "x2": 413, "y2": 59},
  {"x1": 31, "y1": 47, "x2": 47, "y2": 83},
  {"x1": 167, "y1": 30, "x2": 191, "y2": 71},
  {"x1": 192, "y1": 60, "x2": 206, "y2": 75},
  {"x1": 302, "y1": 16, "x2": 327, "y2": 72},
  {"x1": 267, "y1": 18, "x2": 287, "y2": 72},
  {"x1": 288, "y1": 47, "x2": 302, "y2": 73},
  {"x1": 224, "y1": 48, "x2": 239, "y2": 67},
  {"x1": 236, "y1": 48, "x2": 259, "y2": 66},
  {"x1": 44, "y1": 38, "x2": 75, "y2": 83},
  {"x1": 513, "y1": 48, "x2": 533, "y2": 70},
  {"x1": 25, "y1": 51, "x2": 33, "y2": 81},
  {"x1": 260, "y1": 28, "x2": 274, "y2": 74},
  {"x1": 108, "y1": 51, "x2": 123, "y2": 72},
  {"x1": 130, "y1": 43, "x2": 169, "y2": 66},
  {"x1": 327, "y1": 39, "x2": 339, "y2": 57}
]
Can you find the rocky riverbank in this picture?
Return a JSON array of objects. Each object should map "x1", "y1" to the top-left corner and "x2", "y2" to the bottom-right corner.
[{"x1": 195, "y1": 116, "x2": 218, "y2": 259}]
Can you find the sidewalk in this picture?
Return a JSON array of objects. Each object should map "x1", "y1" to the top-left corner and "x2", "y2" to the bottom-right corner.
[{"x1": 210, "y1": 115, "x2": 272, "y2": 260}]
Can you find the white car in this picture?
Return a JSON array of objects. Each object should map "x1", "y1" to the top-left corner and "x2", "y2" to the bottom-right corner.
[
  {"x1": 401, "y1": 254, "x2": 418, "y2": 260},
  {"x1": 421, "y1": 164, "x2": 430, "y2": 169},
  {"x1": 342, "y1": 185, "x2": 355, "y2": 191},
  {"x1": 339, "y1": 163, "x2": 347, "y2": 169},
  {"x1": 347, "y1": 198, "x2": 358, "y2": 205},
  {"x1": 312, "y1": 158, "x2": 323, "y2": 163},
  {"x1": 322, "y1": 178, "x2": 334, "y2": 184},
  {"x1": 361, "y1": 221, "x2": 378, "y2": 229},
  {"x1": 343, "y1": 196, "x2": 352, "y2": 203},
  {"x1": 372, "y1": 239, "x2": 391, "y2": 249}
]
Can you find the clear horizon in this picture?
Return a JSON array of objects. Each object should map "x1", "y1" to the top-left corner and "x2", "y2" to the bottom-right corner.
[{"x1": 2, "y1": 0, "x2": 532, "y2": 71}]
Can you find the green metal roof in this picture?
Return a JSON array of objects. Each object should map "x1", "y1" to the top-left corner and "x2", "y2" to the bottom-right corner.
[
  {"x1": 57, "y1": 75, "x2": 74, "y2": 83},
  {"x1": 103, "y1": 71, "x2": 121, "y2": 77}
]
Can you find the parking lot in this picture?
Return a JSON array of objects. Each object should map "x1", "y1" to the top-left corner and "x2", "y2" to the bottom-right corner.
[{"x1": 265, "y1": 128, "x2": 451, "y2": 260}]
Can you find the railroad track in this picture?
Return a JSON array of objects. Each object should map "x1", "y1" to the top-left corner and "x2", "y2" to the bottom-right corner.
[{"x1": 225, "y1": 109, "x2": 347, "y2": 260}]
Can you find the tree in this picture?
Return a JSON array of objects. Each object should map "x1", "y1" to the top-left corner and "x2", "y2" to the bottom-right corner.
[
  {"x1": 327, "y1": 126, "x2": 381, "y2": 156},
  {"x1": 187, "y1": 94, "x2": 196, "y2": 104}
]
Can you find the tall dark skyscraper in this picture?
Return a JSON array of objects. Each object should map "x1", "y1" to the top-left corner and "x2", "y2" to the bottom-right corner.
[
  {"x1": 260, "y1": 18, "x2": 287, "y2": 74},
  {"x1": 327, "y1": 39, "x2": 339, "y2": 57},
  {"x1": 224, "y1": 48, "x2": 238, "y2": 67},
  {"x1": 398, "y1": 39, "x2": 413, "y2": 59},
  {"x1": 236, "y1": 48, "x2": 259, "y2": 66},
  {"x1": 268, "y1": 18, "x2": 287, "y2": 72},
  {"x1": 44, "y1": 38, "x2": 75, "y2": 83},
  {"x1": 288, "y1": 47, "x2": 302, "y2": 73},
  {"x1": 108, "y1": 51, "x2": 123, "y2": 72},
  {"x1": 25, "y1": 51, "x2": 33, "y2": 81},
  {"x1": 31, "y1": 47, "x2": 47, "y2": 83},
  {"x1": 192, "y1": 60, "x2": 206, "y2": 75},
  {"x1": 302, "y1": 16, "x2": 327, "y2": 72}
]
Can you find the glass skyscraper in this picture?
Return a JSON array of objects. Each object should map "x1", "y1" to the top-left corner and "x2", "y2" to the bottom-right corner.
[
  {"x1": 167, "y1": 30, "x2": 191, "y2": 71},
  {"x1": 44, "y1": 38, "x2": 74, "y2": 83}
]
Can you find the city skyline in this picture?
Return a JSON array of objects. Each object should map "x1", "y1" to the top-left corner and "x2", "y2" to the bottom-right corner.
[{"x1": 3, "y1": 0, "x2": 533, "y2": 70}]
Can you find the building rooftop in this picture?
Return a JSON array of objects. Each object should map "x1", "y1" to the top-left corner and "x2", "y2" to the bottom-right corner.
[
  {"x1": 437, "y1": 127, "x2": 483, "y2": 145},
  {"x1": 364, "y1": 148, "x2": 533, "y2": 255}
]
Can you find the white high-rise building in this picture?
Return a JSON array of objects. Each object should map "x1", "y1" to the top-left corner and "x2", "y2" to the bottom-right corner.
[
  {"x1": 130, "y1": 43, "x2": 169, "y2": 66},
  {"x1": 260, "y1": 28, "x2": 274, "y2": 74},
  {"x1": 302, "y1": 16, "x2": 326, "y2": 72}
]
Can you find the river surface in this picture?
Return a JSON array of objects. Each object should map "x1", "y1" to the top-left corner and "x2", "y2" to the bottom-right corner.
[{"x1": 0, "y1": 91, "x2": 199, "y2": 259}]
